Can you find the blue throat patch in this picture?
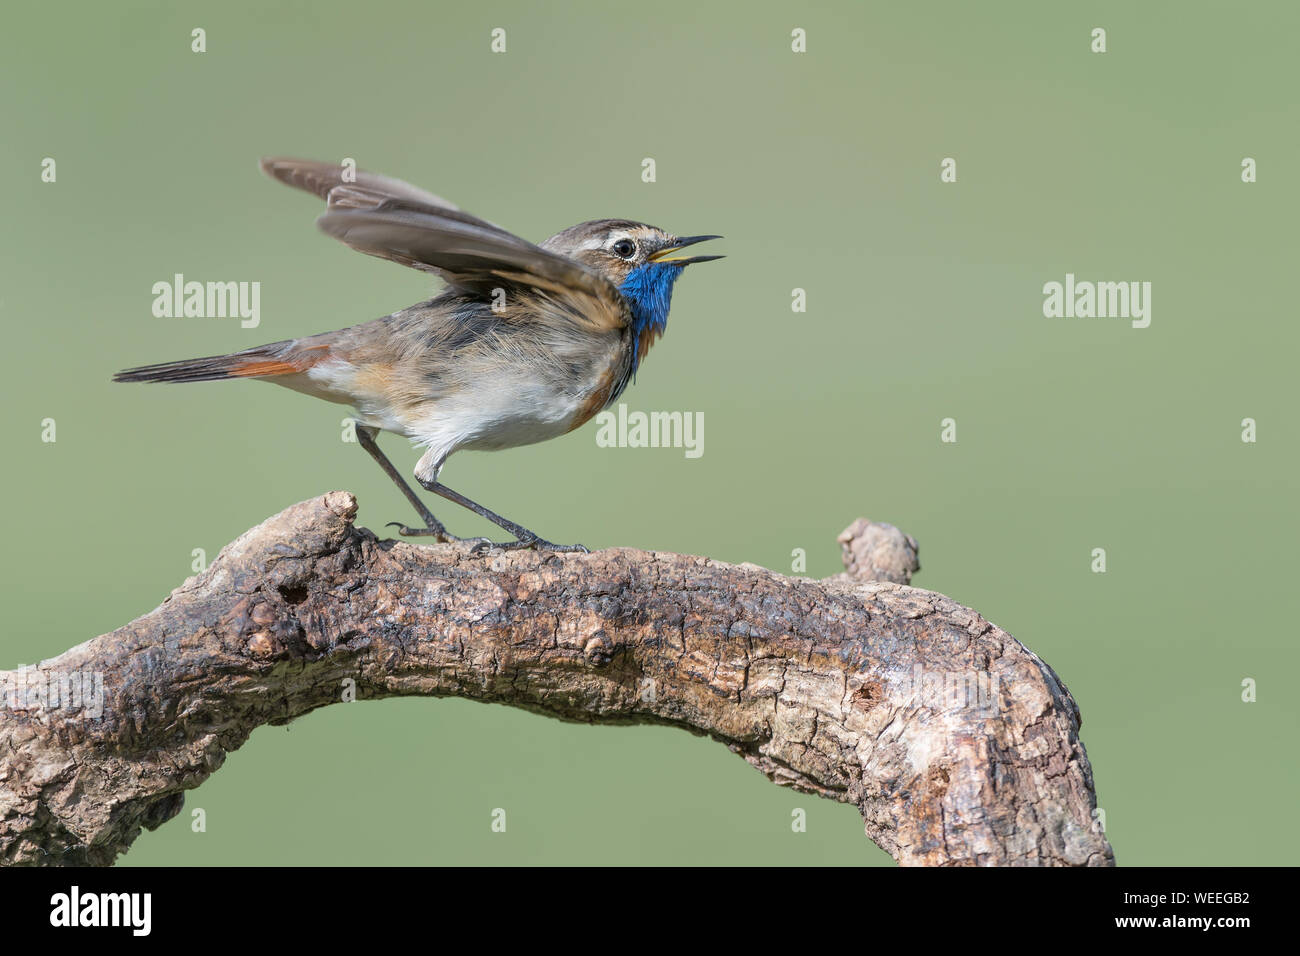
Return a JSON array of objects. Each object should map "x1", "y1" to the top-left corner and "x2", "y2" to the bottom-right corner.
[{"x1": 618, "y1": 263, "x2": 685, "y2": 377}]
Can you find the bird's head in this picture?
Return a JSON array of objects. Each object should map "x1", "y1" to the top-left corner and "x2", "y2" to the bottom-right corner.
[{"x1": 542, "y1": 220, "x2": 722, "y2": 340}]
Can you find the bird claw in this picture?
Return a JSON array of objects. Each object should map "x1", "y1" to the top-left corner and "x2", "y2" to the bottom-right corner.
[
  {"x1": 387, "y1": 523, "x2": 520, "y2": 553},
  {"x1": 386, "y1": 521, "x2": 446, "y2": 539},
  {"x1": 538, "y1": 540, "x2": 590, "y2": 554},
  {"x1": 385, "y1": 522, "x2": 586, "y2": 554},
  {"x1": 385, "y1": 521, "x2": 481, "y2": 547},
  {"x1": 468, "y1": 535, "x2": 589, "y2": 554},
  {"x1": 507, "y1": 536, "x2": 589, "y2": 554}
]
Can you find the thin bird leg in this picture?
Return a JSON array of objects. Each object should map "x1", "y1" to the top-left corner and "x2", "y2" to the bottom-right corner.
[
  {"x1": 419, "y1": 479, "x2": 589, "y2": 554},
  {"x1": 355, "y1": 427, "x2": 487, "y2": 546}
]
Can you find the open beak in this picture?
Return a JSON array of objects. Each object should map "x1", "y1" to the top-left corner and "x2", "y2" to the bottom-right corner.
[{"x1": 648, "y1": 234, "x2": 724, "y2": 265}]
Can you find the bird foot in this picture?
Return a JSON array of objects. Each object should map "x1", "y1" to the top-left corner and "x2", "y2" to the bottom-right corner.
[
  {"x1": 385, "y1": 522, "x2": 491, "y2": 549},
  {"x1": 490, "y1": 536, "x2": 589, "y2": 554},
  {"x1": 455, "y1": 536, "x2": 589, "y2": 554},
  {"x1": 385, "y1": 523, "x2": 585, "y2": 554}
]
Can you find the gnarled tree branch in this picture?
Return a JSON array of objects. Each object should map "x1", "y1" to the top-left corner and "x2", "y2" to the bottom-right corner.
[{"x1": 0, "y1": 493, "x2": 1113, "y2": 866}]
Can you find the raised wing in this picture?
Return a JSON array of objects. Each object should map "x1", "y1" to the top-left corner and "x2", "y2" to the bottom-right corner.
[{"x1": 260, "y1": 157, "x2": 629, "y2": 331}]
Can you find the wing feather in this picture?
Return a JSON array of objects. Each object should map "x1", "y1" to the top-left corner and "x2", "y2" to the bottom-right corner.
[{"x1": 260, "y1": 157, "x2": 629, "y2": 331}]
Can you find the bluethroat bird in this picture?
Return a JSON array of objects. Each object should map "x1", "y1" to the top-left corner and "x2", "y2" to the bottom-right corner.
[{"x1": 114, "y1": 158, "x2": 722, "y2": 552}]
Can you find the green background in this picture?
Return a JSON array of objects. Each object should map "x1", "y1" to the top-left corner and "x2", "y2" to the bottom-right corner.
[{"x1": 2, "y1": 1, "x2": 1296, "y2": 865}]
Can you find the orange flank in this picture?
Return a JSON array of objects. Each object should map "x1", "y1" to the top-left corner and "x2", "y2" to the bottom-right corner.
[
  {"x1": 231, "y1": 344, "x2": 331, "y2": 378},
  {"x1": 567, "y1": 361, "x2": 620, "y2": 432},
  {"x1": 230, "y1": 360, "x2": 304, "y2": 378}
]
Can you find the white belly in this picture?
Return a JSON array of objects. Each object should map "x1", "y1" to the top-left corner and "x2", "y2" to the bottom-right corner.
[{"x1": 439, "y1": 376, "x2": 584, "y2": 452}]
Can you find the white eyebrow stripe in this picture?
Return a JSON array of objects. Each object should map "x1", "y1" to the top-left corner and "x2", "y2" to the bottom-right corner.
[{"x1": 580, "y1": 230, "x2": 636, "y2": 252}]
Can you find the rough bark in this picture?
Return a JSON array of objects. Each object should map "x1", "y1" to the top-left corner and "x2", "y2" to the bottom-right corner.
[{"x1": 0, "y1": 492, "x2": 1114, "y2": 866}]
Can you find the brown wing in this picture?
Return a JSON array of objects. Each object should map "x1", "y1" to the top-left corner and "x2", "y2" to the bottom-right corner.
[{"x1": 260, "y1": 157, "x2": 629, "y2": 332}]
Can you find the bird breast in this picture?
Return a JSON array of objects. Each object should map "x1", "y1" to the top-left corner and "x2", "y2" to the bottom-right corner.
[{"x1": 395, "y1": 324, "x2": 631, "y2": 459}]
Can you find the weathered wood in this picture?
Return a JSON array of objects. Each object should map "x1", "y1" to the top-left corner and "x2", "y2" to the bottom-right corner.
[{"x1": 0, "y1": 492, "x2": 1113, "y2": 866}]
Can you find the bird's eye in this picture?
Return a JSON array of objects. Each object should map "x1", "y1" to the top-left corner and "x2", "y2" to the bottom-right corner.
[{"x1": 612, "y1": 238, "x2": 636, "y2": 259}]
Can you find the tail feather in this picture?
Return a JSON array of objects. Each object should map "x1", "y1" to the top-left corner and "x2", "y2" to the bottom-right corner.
[{"x1": 113, "y1": 340, "x2": 306, "y2": 383}]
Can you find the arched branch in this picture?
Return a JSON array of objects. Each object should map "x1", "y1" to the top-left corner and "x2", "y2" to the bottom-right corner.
[{"x1": 0, "y1": 493, "x2": 1113, "y2": 866}]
